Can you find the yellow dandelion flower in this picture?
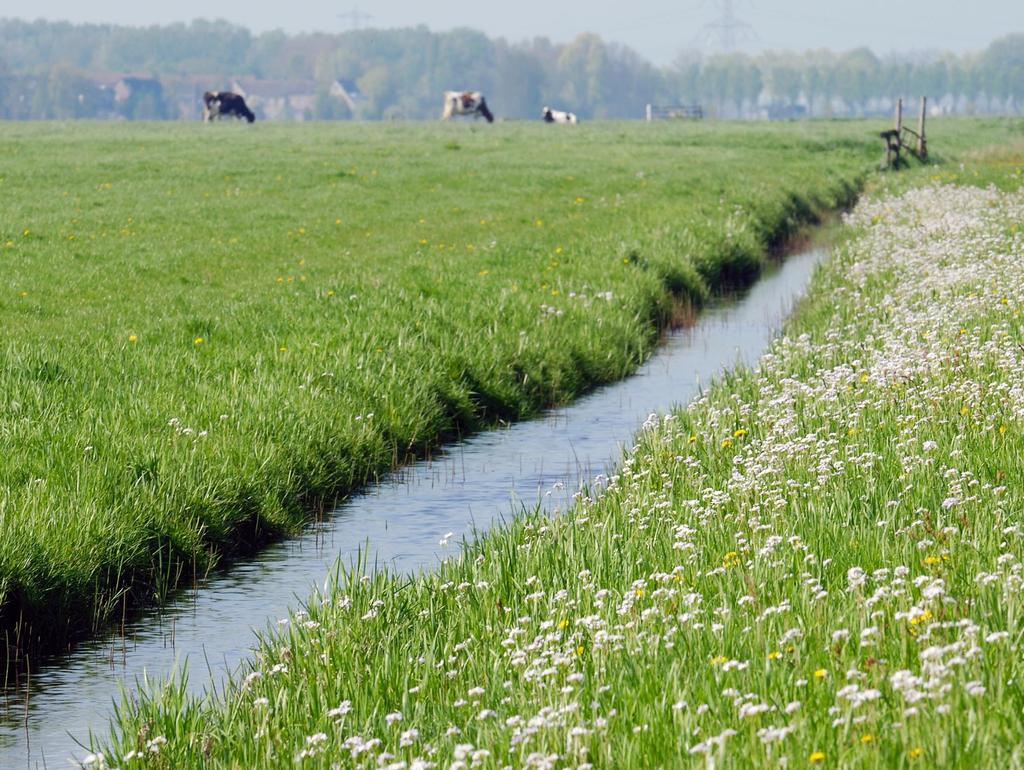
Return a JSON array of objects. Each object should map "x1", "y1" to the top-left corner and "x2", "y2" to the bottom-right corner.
[
  {"x1": 767, "y1": 651, "x2": 781, "y2": 660},
  {"x1": 960, "y1": 406, "x2": 970, "y2": 417},
  {"x1": 909, "y1": 609, "x2": 933, "y2": 626},
  {"x1": 194, "y1": 337, "x2": 204, "y2": 345},
  {"x1": 909, "y1": 747, "x2": 924, "y2": 759},
  {"x1": 809, "y1": 751, "x2": 826, "y2": 764},
  {"x1": 814, "y1": 668, "x2": 827, "y2": 679},
  {"x1": 733, "y1": 428, "x2": 747, "y2": 438},
  {"x1": 128, "y1": 334, "x2": 138, "y2": 344},
  {"x1": 22, "y1": 228, "x2": 30, "y2": 237},
  {"x1": 688, "y1": 434, "x2": 698, "y2": 443},
  {"x1": 720, "y1": 438, "x2": 733, "y2": 449},
  {"x1": 923, "y1": 556, "x2": 941, "y2": 567},
  {"x1": 635, "y1": 587, "x2": 645, "y2": 598},
  {"x1": 860, "y1": 373, "x2": 869, "y2": 383},
  {"x1": 860, "y1": 734, "x2": 873, "y2": 744},
  {"x1": 710, "y1": 655, "x2": 728, "y2": 666},
  {"x1": 999, "y1": 425, "x2": 1007, "y2": 435},
  {"x1": 558, "y1": 619, "x2": 568, "y2": 630}
]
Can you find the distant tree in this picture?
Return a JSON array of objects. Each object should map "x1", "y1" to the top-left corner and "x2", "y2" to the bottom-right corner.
[
  {"x1": 836, "y1": 48, "x2": 881, "y2": 114},
  {"x1": 0, "y1": 18, "x2": 1022, "y2": 120},
  {"x1": 357, "y1": 65, "x2": 398, "y2": 119},
  {"x1": 701, "y1": 54, "x2": 761, "y2": 118},
  {"x1": 760, "y1": 51, "x2": 802, "y2": 106},
  {"x1": 556, "y1": 33, "x2": 606, "y2": 117},
  {"x1": 0, "y1": 57, "x2": 8, "y2": 118},
  {"x1": 669, "y1": 50, "x2": 703, "y2": 104},
  {"x1": 494, "y1": 41, "x2": 545, "y2": 118},
  {"x1": 45, "y1": 64, "x2": 101, "y2": 118},
  {"x1": 313, "y1": 84, "x2": 352, "y2": 120},
  {"x1": 979, "y1": 34, "x2": 1024, "y2": 103},
  {"x1": 117, "y1": 77, "x2": 169, "y2": 120}
]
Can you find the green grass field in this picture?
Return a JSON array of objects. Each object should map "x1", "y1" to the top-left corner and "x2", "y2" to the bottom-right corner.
[
  {"x1": 89, "y1": 133, "x2": 1024, "y2": 769},
  {"x1": 0, "y1": 120, "x2": 889, "y2": 650}
]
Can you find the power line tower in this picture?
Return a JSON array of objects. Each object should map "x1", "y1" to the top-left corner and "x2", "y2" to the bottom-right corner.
[
  {"x1": 699, "y1": 0, "x2": 757, "y2": 52},
  {"x1": 338, "y1": 6, "x2": 373, "y2": 30}
]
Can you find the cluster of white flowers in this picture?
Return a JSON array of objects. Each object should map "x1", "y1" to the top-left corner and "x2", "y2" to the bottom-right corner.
[{"x1": 152, "y1": 183, "x2": 1022, "y2": 769}]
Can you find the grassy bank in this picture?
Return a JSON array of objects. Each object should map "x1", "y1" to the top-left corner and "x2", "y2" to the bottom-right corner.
[
  {"x1": 91, "y1": 140, "x2": 1024, "y2": 767},
  {"x1": 0, "y1": 121, "x2": 881, "y2": 651}
]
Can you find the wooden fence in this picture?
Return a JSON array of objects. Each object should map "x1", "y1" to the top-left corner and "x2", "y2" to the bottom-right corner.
[
  {"x1": 881, "y1": 97, "x2": 928, "y2": 169},
  {"x1": 645, "y1": 104, "x2": 704, "y2": 121}
]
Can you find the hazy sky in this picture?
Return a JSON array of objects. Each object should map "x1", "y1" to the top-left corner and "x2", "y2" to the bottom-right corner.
[{"x1": 3, "y1": 1, "x2": 1021, "y2": 64}]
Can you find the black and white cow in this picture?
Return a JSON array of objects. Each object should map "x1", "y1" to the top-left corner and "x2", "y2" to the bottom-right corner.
[
  {"x1": 542, "y1": 106, "x2": 578, "y2": 124},
  {"x1": 441, "y1": 91, "x2": 494, "y2": 123},
  {"x1": 203, "y1": 91, "x2": 255, "y2": 123}
]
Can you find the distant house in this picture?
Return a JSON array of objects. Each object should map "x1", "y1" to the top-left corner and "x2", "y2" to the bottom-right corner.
[
  {"x1": 112, "y1": 77, "x2": 158, "y2": 102},
  {"x1": 329, "y1": 79, "x2": 362, "y2": 113},
  {"x1": 63, "y1": 75, "x2": 360, "y2": 121},
  {"x1": 111, "y1": 76, "x2": 168, "y2": 119},
  {"x1": 228, "y1": 78, "x2": 360, "y2": 121},
  {"x1": 161, "y1": 75, "x2": 214, "y2": 120}
]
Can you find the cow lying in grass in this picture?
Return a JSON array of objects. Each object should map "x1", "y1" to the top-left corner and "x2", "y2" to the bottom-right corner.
[
  {"x1": 203, "y1": 91, "x2": 255, "y2": 123},
  {"x1": 441, "y1": 91, "x2": 494, "y2": 123},
  {"x1": 543, "y1": 106, "x2": 579, "y2": 124}
]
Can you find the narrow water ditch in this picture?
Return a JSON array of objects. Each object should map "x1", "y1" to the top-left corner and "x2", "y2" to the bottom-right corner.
[{"x1": 0, "y1": 245, "x2": 827, "y2": 768}]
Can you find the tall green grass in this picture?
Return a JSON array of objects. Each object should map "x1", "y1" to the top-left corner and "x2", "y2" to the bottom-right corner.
[
  {"x1": 0, "y1": 118, "x2": 1013, "y2": 653},
  {"x1": 91, "y1": 139, "x2": 1024, "y2": 769}
]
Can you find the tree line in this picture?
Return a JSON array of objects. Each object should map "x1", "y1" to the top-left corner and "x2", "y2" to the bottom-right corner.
[{"x1": 0, "y1": 18, "x2": 1021, "y2": 120}]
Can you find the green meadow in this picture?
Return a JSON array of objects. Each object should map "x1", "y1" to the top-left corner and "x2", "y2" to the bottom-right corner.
[
  {"x1": 91, "y1": 133, "x2": 1024, "y2": 769},
  {"x1": 0, "y1": 120, "x2": 886, "y2": 649}
]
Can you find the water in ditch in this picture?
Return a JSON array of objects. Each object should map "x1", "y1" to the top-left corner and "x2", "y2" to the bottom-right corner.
[{"x1": 0, "y1": 246, "x2": 827, "y2": 768}]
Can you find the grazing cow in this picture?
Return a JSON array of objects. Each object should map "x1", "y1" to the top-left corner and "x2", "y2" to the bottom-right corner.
[
  {"x1": 542, "y1": 106, "x2": 578, "y2": 124},
  {"x1": 203, "y1": 91, "x2": 255, "y2": 123},
  {"x1": 441, "y1": 91, "x2": 494, "y2": 123}
]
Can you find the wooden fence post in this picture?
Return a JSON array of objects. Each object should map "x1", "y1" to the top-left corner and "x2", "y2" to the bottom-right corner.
[
  {"x1": 917, "y1": 96, "x2": 927, "y2": 158},
  {"x1": 895, "y1": 98, "x2": 903, "y2": 134}
]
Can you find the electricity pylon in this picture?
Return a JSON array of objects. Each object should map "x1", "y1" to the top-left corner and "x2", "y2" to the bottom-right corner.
[
  {"x1": 698, "y1": 0, "x2": 757, "y2": 51},
  {"x1": 338, "y1": 7, "x2": 373, "y2": 30}
]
